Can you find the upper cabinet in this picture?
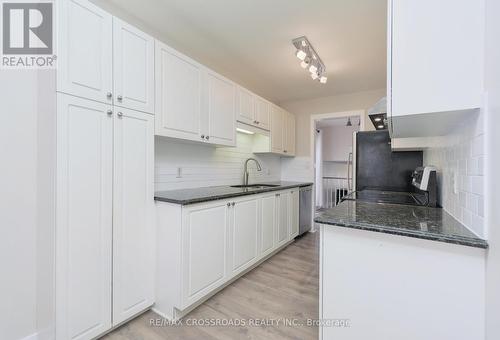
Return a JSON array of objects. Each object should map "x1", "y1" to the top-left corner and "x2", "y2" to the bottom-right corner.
[
  {"x1": 236, "y1": 87, "x2": 270, "y2": 131},
  {"x1": 255, "y1": 96, "x2": 271, "y2": 130},
  {"x1": 57, "y1": 0, "x2": 113, "y2": 104},
  {"x1": 155, "y1": 41, "x2": 204, "y2": 142},
  {"x1": 113, "y1": 18, "x2": 155, "y2": 113},
  {"x1": 207, "y1": 72, "x2": 237, "y2": 146},
  {"x1": 270, "y1": 105, "x2": 285, "y2": 153},
  {"x1": 254, "y1": 105, "x2": 296, "y2": 156},
  {"x1": 57, "y1": 0, "x2": 154, "y2": 114},
  {"x1": 285, "y1": 111, "x2": 296, "y2": 156},
  {"x1": 155, "y1": 41, "x2": 236, "y2": 147},
  {"x1": 388, "y1": 0, "x2": 483, "y2": 138}
]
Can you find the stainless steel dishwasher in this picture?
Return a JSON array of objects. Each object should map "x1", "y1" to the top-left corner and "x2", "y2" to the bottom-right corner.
[{"x1": 299, "y1": 185, "x2": 313, "y2": 235}]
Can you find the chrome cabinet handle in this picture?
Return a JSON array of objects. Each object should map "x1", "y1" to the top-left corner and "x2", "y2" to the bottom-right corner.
[
  {"x1": 106, "y1": 109, "x2": 113, "y2": 116},
  {"x1": 106, "y1": 92, "x2": 112, "y2": 99},
  {"x1": 117, "y1": 95, "x2": 123, "y2": 101},
  {"x1": 201, "y1": 134, "x2": 205, "y2": 139},
  {"x1": 117, "y1": 111, "x2": 123, "y2": 117},
  {"x1": 231, "y1": 202, "x2": 235, "y2": 207},
  {"x1": 205, "y1": 136, "x2": 210, "y2": 140},
  {"x1": 227, "y1": 203, "x2": 231, "y2": 207}
]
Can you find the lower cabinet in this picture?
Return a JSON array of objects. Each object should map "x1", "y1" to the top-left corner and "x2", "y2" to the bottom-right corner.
[
  {"x1": 230, "y1": 197, "x2": 259, "y2": 276},
  {"x1": 260, "y1": 193, "x2": 277, "y2": 256},
  {"x1": 277, "y1": 192, "x2": 290, "y2": 247},
  {"x1": 156, "y1": 188, "x2": 300, "y2": 319},
  {"x1": 289, "y1": 189, "x2": 300, "y2": 238},
  {"x1": 112, "y1": 108, "x2": 155, "y2": 325},
  {"x1": 181, "y1": 201, "x2": 229, "y2": 308},
  {"x1": 56, "y1": 94, "x2": 155, "y2": 340}
]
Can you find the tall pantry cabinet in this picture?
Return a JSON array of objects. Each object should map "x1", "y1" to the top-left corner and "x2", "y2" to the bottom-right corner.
[{"x1": 55, "y1": 1, "x2": 155, "y2": 339}]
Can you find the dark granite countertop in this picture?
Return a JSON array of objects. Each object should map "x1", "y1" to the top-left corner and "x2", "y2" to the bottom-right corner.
[
  {"x1": 315, "y1": 200, "x2": 488, "y2": 249},
  {"x1": 155, "y1": 181, "x2": 312, "y2": 205}
]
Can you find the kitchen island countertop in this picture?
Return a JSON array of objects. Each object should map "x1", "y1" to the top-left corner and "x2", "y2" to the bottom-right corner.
[{"x1": 315, "y1": 200, "x2": 488, "y2": 249}]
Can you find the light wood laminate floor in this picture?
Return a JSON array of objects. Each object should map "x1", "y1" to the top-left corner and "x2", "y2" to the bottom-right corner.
[{"x1": 103, "y1": 231, "x2": 319, "y2": 340}]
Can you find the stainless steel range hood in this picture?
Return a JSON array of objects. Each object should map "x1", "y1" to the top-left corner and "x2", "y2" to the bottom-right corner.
[{"x1": 368, "y1": 97, "x2": 387, "y2": 130}]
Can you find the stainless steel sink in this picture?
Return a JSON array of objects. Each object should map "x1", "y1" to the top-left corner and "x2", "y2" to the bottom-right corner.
[{"x1": 230, "y1": 184, "x2": 280, "y2": 189}]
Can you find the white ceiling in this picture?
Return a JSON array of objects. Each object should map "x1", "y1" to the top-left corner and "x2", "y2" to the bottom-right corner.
[{"x1": 100, "y1": 0, "x2": 387, "y2": 103}]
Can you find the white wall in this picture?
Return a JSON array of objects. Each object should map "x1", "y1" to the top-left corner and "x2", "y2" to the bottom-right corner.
[
  {"x1": 0, "y1": 71, "x2": 38, "y2": 340},
  {"x1": 321, "y1": 124, "x2": 359, "y2": 162},
  {"x1": 423, "y1": 110, "x2": 485, "y2": 237},
  {"x1": 484, "y1": 0, "x2": 500, "y2": 337},
  {"x1": 280, "y1": 88, "x2": 385, "y2": 158},
  {"x1": 155, "y1": 133, "x2": 281, "y2": 191}
]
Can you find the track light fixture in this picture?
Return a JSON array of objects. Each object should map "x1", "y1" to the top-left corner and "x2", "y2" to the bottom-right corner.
[{"x1": 293, "y1": 36, "x2": 327, "y2": 84}]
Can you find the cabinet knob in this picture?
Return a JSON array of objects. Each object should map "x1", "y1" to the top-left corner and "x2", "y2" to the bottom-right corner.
[
  {"x1": 256, "y1": 121, "x2": 260, "y2": 125},
  {"x1": 201, "y1": 134, "x2": 205, "y2": 139},
  {"x1": 117, "y1": 95, "x2": 123, "y2": 101},
  {"x1": 106, "y1": 109, "x2": 113, "y2": 116},
  {"x1": 284, "y1": 150, "x2": 287, "y2": 153},
  {"x1": 227, "y1": 203, "x2": 231, "y2": 207},
  {"x1": 106, "y1": 92, "x2": 112, "y2": 99},
  {"x1": 231, "y1": 202, "x2": 235, "y2": 206},
  {"x1": 117, "y1": 111, "x2": 123, "y2": 117},
  {"x1": 205, "y1": 136, "x2": 210, "y2": 140}
]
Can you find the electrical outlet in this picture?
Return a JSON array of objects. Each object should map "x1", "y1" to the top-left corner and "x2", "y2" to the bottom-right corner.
[{"x1": 176, "y1": 167, "x2": 182, "y2": 178}]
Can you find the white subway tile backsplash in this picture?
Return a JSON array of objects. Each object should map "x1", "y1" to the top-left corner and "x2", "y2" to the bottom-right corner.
[
  {"x1": 423, "y1": 110, "x2": 485, "y2": 237},
  {"x1": 155, "y1": 133, "x2": 282, "y2": 191}
]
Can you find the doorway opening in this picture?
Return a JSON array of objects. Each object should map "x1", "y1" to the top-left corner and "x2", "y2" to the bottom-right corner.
[{"x1": 311, "y1": 111, "x2": 365, "y2": 212}]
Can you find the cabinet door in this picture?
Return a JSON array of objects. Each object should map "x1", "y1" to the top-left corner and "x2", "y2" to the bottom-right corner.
[
  {"x1": 56, "y1": 94, "x2": 113, "y2": 340},
  {"x1": 207, "y1": 72, "x2": 237, "y2": 146},
  {"x1": 390, "y1": 0, "x2": 482, "y2": 117},
  {"x1": 277, "y1": 192, "x2": 289, "y2": 246},
  {"x1": 255, "y1": 97, "x2": 270, "y2": 131},
  {"x1": 112, "y1": 108, "x2": 155, "y2": 325},
  {"x1": 231, "y1": 198, "x2": 259, "y2": 275},
  {"x1": 270, "y1": 106, "x2": 284, "y2": 154},
  {"x1": 113, "y1": 18, "x2": 155, "y2": 114},
  {"x1": 181, "y1": 202, "x2": 229, "y2": 308},
  {"x1": 57, "y1": 0, "x2": 113, "y2": 104},
  {"x1": 285, "y1": 112, "x2": 296, "y2": 156},
  {"x1": 155, "y1": 41, "x2": 204, "y2": 142},
  {"x1": 237, "y1": 87, "x2": 255, "y2": 126},
  {"x1": 289, "y1": 189, "x2": 299, "y2": 238},
  {"x1": 260, "y1": 194, "x2": 277, "y2": 256}
]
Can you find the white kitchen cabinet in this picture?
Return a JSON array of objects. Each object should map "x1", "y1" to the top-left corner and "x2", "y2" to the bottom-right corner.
[
  {"x1": 56, "y1": 94, "x2": 113, "y2": 340},
  {"x1": 113, "y1": 18, "x2": 155, "y2": 114},
  {"x1": 270, "y1": 105, "x2": 285, "y2": 154},
  {"x1": 57, "y1": 0, "x2": 113, "y2": 104},
  {"x1": 155, "y1": 42, "x2": 236, "y2": 146},
  {"x1": 155, "y1": 41, "x2": 204, "y2": 142},
  {"x1": 181, "y1": 201, "x2": 229, "y2": 308},
  {"x1": 237, "y1": 87, "x2": 255, "y2": 126},
  {"x1": 276, "y1": 192, "x2": 289, "y2": 247},
  {"x1": 112, "y1": 108, "x2": 155, "y2": 326},
  {"x1": 237, "y1": 87, "x2": 271, "y2": 131},
  {"x1": 156, "y1": 188, "x2": 300, "y2": 320},
  {"x1": 255, "y1": 96, "x2": 271, "y2": 130},
  {"x1": 284, "y1": 111, "x2": 296, "y2": 156},
  {"x1": 56, "y1": 93, "x2": 155, "y2": 339},
  {"x1": 207, "y1": 72, "x2": 237, "y2": 146},
  {"x1": 230, "y1": 197, "x2": 259, "y2": 275},
  {"x1": 388, "y1": 0, "x2": 483, "y2": 138},
  {"x1": 260, "y1": 193, "x2": 277, "y2": 256},
  {"x1": 289, "y1": 189, "x2": 299, "y2": 238}
]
